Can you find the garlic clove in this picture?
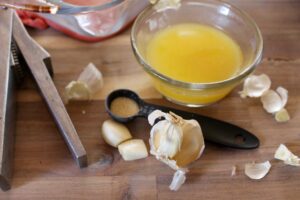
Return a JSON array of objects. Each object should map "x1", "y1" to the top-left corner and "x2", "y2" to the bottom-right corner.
[
  {"x1": 173, "y1": 120, "x2": 205, "y2": 167},
  {"x1": 261, "y1": 90, "x2": 284, "y2": 114},
  {"x1": 78, "y1": 63, "x2": 104, "y2": 94},
  {"x1": 118, "y1": 139, "x2": 149, "y2": 161},
  {"x1": 239, "y1": 74, "x2": 271, "y2": 98},
  {"x1": 274, "y1": 144, "x2": 300, "y2": 166},
  {"x1": 65, "y1": 81, "x2": 91, "y2": 101},
  {"x1": 244, "y1": 161, "x2": 271, "y2": 180},
  {"x1": 169, "y1": 170, "x2": 186, "y2": 191},
  {"x1": 101, "y1": 119, "x2": 132, "y2": 147},
  {"x1": 275, "y1": 109, "x2": 290, "y2": 122}
]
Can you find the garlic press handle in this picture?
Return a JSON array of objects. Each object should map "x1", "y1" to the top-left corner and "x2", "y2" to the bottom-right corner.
[{"x1": 12, "y1": 11, "x2": 87, "y2": 168}]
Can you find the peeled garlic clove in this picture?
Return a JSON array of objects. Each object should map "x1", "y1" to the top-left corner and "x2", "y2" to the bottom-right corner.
[
  {"x1": 65, "y1": 81, "x2": 91, "y2": 100},
  {"x1": 78, "y1": 63, "x2": 104, "y2": 94},
  {"x1": 118, "y1": 139, "x2": 148, "y2": 161},
  {"x1": 101, "y1": 119, "x2": 132, "y2": 147},
  {"x1": 239, "y1": 74, "x2": 271, "y2": 98},
  {"x1": 275, "y1": 109, "x2": 290, "y2": 122},
  {"x1": 173, "y1": 120, "x2": 205, "y2": 167},
  {"x1": 169, "y1": 170, "x2": 186, "y2": 191},
  {"x1": 274, "y1": 144, "x2": 300, "y2": 166},
  {"x1": 244, "y1": 161, "x2": 271, "y2": 180},
  {"x1": 261, "y1": 90, "x2": 284, "y2": 114}
]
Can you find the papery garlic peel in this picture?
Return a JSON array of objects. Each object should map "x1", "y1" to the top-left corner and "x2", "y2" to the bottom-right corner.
[
  {"x1": 274, "y1": 144, "x2": 300, "y2": 166},
  {"x1": 239, "y1": 74, "x2": 271, "y2": 98},
  {"x1": 244, "y1": 161, "x2": 271, "y2": 180},
  {"x1": 65, "y1": 63, "x2": 103, "y2": 101}
]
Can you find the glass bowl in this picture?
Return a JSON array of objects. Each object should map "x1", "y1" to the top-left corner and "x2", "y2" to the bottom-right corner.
[{"x1": 131, "y1": 0, "x2": 263, "y2": 107}]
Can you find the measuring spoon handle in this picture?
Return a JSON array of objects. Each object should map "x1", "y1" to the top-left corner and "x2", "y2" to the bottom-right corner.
[{"x1": 139, "y1": 102, "x2": 259, "y2": 149}]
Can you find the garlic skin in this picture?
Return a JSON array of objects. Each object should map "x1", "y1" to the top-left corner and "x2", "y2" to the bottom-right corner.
[
  {"x1": 101, "y1": 119, "x2": 132, "y2": 147},
  {"x1": 274, "y1": 144, "x2": 300, "y2": 166},
  {"x1": 244, "y1": 161, "x2": 271, "y2": 180},
  {"x1": 261, "y1": 87, "x2": 288, "y2": 114},
  {"x1": 118, "y1": 139, "x2": 149, "y2": 161},
  {"x1": 65, "y1": 63, "x2": 103, "y2": 101},
  {"x1": 78, "y1": 63, "x2": 104, "y2": 95},
  {"x1": 239, "y1": 74, "x2": 271, "y2": 98},
  {"x1": 148, "y1": 110, "x2": 205, "y2": 191}
]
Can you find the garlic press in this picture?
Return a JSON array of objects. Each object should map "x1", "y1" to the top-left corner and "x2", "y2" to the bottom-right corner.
[{"x1": 0, "y1": 9, "x2": 87, "y2": 191}]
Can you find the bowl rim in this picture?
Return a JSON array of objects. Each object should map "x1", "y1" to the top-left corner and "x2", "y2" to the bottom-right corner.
[{"x1": 131, "y1": 0, "x2": 263, "y2": 89}]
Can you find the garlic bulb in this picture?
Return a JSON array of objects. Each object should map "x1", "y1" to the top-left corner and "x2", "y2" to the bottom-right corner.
[
  {"x1": 239, "y1": 74, "x2": 271, "y2": 98},
  {"x1": 148, "y1": 110, "x2": 205, "y2": 191}
]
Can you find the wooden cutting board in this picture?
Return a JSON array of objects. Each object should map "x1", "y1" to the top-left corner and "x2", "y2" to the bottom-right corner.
[{"x1": 1, "y1": 0, "x2": 300, "y2": 199}]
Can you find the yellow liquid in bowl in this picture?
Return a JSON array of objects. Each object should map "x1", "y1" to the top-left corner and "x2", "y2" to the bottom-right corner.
[{"x1": 145, "y1": 23, "x2": 243, "y2": 105}]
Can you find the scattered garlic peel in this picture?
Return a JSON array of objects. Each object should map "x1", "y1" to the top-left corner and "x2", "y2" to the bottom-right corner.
[
  {"x1": 245, "y1": 161, "x2": 271, "y2": 180},
  {"x1": 275, "y1": 109, "x2": 290, "y2": 122},
  {"x1": 261, "y1": 87, "x2": 288, "y2": 114},
  {"x1": 231, "y1": 165, "x2": 237, "y2": 176},
  {"x1": 169, "y1": 170, "x2": 186, "y2": 191},
  {"x1": 239, "y1": 74, "x2": 271, "y2": 98},
  {"x1": 150, "y1": 0, "x2": 181, "y2": 11},
  {"x1": 118, "y1": 139, "x2": 149, "y2": 161},
  {"x1": 148, "y1": 110, "x2": 205, "y2": 191},
  {"x1": 65, "y1": 63, "x2": 103, "y2": 101},
  {"x1": 78, "y1": 63, "x2": 104, "y2": 95},
  {"x1": 65, "y1": 81, "x2": 91, "y2": 101},
  {"x1": 274, "y1": 144, "x2": 300, "y2": 166},
  {"x1": 101, "y1": 119, "x2": 132, "y2": 147}
]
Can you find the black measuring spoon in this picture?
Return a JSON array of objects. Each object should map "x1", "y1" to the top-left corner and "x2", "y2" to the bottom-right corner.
[{"x1": 105, "y1": 89, "x2": 259, "y2": 149}]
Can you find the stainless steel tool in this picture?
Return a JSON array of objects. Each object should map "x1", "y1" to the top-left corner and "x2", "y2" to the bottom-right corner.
[{"x1": 0, "y1": 9, "x2": 87, "y2": 191}]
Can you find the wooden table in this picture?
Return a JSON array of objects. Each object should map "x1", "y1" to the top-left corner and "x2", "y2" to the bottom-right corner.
[{"x1": 1, "y1": 0, "x2": 300, "y2": 199}]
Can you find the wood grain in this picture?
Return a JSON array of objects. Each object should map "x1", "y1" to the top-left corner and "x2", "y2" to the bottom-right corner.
[{"x1": 1, "y1": 0, "x2": 300, "y2": 199}]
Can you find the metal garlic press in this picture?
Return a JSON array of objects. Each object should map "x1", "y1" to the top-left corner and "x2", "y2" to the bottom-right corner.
[{"x1": 0, "y1": 9, "x2": 87, "y2": 191}]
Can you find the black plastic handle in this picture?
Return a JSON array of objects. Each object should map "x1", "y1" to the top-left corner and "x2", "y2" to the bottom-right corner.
[{"x1": 139, "y1": 102, "x2": 259, "y2": 149}]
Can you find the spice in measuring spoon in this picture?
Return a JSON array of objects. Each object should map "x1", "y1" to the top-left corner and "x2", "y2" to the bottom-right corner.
[{"x1": 110, "y1": 97, "x2": 140, "y2": 118}]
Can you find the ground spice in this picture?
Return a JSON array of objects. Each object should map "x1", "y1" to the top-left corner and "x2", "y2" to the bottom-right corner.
[{"x1": 110, "y1": 97, "x2": 139, "y2": 118}]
